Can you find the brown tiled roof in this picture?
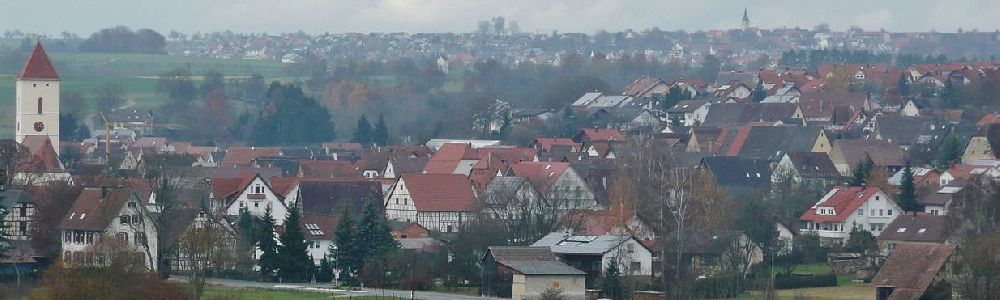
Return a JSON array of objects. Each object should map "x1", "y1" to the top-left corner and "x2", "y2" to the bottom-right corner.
[
  {"x1": 799, "y1": 92, "x2": 871, "y2": 119},
  {"x1": 423, "y1": 143, "x2": 479, "y2": 174},
  {"x1": 298, "y1": 160, "x2": 358, "y2": 177},
  {"x1": 877, "y1": 215, "x2": 955, "y2": 244},
  {"x1": 301, "y1": 214, "x2": 338, "y2": 241},
  {"x1": 21, "y1": 136, "x2": 63, "y2": 171},
  {"x1": 573, "y1": 129, "x2": 626, "y2": 144},
  {"x1": 209, "y1": 173, "x2": 257, "y2": 201},
  {"x1": 834, "y1": 139, "x2": 907, "y2": 169},
  {"x1": 18, "y1": 42, "x2": 59, "y2": 80},
  {"x1": 871, "y1": 244, "x2": 954, "y2": 299},
  {"x1": 508, "y1": 162, "x2": 570, "y2": 194},
  {"x1": 400, "y1": 174, "x2": 477, "y2": 212},
  {"x1": 785, "y1": 152, "x2": 841, "y2": 178},
  {"x1": 60, "y1": 188, "x2": 134, "y2": 231}
]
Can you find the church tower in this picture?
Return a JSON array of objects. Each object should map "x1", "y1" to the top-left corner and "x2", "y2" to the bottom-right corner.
[
  {"x1": 15, "y1": 41, "x2": 61, "y2": 156},
  {"x1": 741, "y1": 8, "x2": 750, "y2": 31}
]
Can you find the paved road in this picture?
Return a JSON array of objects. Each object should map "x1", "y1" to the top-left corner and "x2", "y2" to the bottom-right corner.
[{"x1": 176, "y1": 277, "x2": 502, "y2": 300}]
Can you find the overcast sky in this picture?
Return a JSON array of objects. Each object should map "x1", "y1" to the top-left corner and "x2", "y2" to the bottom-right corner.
[{"x1": 2, "y1": 0, "x2": 998, "y2": 36}]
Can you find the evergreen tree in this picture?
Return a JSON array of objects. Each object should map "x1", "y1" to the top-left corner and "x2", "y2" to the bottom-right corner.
[
  {"x1": 601, "y1": 257, "x2": 626, "y2": 300},
  {"x1": 751, "y1": 83, "x2": 767, "y2": 103},
  {"x1": 333, "y1": 209, "x2": 360, "y2": 285},
  {"x1": 251, "y1": 82, "x2": 336, "y2": 145},
  {"x1": 898, "y1": 73, "x2": 910, "y2": 96},
  {"x1": 850, "y1": 155, "x2": 875, "y2": 186},
  {"x1": 257, "y1": 206, "x2": 279, "y2": 279},
  {"x1": 936, "y1": 135, "x2": 963, "y2": 169},
  {"x1": 358, "y1": 197, "x2": 398, "y2": 260},
  {"x1": 352, "y1": 114, "x2": 373, "y2": 146},
  {"x1": 276, "y1": 205, "x2": 313, "y2": 282},
  {"x1": 317, "y1": 257, "x2": 335, "y2": 282},
  {"x1": 897, "y1": 161, "x2": 920, "y2": 212},
  {"x1": 372, "y1": 114, "x2": 389, "y2": 146}
]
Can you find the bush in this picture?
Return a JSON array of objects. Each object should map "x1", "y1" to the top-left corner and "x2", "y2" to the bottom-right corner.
[
  {"x1": 773, "y1": 273, "x2": 837, "y2": 289},
  {"x1": 694, "y1": 273, "x2": 745, "y2": 299}
]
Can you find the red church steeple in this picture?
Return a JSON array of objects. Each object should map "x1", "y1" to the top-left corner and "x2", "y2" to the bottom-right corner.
[{"x1": 17, "y1": 41, "x2": 59, "y2": 80}]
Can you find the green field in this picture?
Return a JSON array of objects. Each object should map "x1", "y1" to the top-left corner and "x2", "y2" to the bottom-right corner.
[{"x1": 50, "y1": 52, "x2": 293, "y2": 78}]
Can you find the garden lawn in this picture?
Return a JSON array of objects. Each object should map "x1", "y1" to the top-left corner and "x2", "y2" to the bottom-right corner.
[{"x1": 201, "y1": 285, "x2": 387, "y2": 300}]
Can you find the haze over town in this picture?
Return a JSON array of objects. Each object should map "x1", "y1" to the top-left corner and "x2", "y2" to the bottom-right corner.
[{"x1": 0, "y1": 2, "x2": 999, "y2": 300}]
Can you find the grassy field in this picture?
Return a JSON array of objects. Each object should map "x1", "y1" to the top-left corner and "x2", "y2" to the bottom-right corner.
[
  {"x1": 50, "y1": 52, "x2": 293, "y2": 78},
  {"x1": 732, "y1": 282, "x2": 873, "y2": 300}
]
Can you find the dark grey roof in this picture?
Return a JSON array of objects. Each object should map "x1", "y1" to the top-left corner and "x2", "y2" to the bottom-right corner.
[
  {"x1": 391, "y1": 157, "x2": 430, "y2": 176},
  {"x1": 298, "y1": 180, "x2": 384, "y2": 216},
  {"x1": 700, "y1": 156, "x2": 772, "y2": 187},
  {"x1": 488, "y1": 246, "x2": 557, "y2": 262},
  {"x1": 531, "y1": 232, "x2": 637, "y2": 255},
  {"x1": 500, "y1": 260, "x2": 586, "y2": 275},
  {"x1": 702, "y1": 103, "x2": 800, "y2": 127},
  {"x1": 738, "y1": 126, "x2": 824, "y2": 160},
  {"x1": 667, "y1": 100, "x2": 710, "y2": 114},
  {"x1": 875, "y1": 115, "x2": 932, "y2": 145},
  {"x1": 0, "y1": 190, "x2": 33, "y2": 207},
  {"x1": 784, "y1": 152, "x2": 841, "y2": 178}
]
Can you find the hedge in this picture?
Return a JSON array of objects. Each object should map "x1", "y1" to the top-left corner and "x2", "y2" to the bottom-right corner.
[
  {"x1": 773, "y1": 273, "x2": 837, "y2": 289},
  {"x1": 694, "y1": 273, "x2": 745, "y2": 298}
]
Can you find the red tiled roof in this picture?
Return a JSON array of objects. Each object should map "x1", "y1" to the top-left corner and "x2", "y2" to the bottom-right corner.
[
  {"x1": 531, "y1": 138, "x2": 580, "y2": 152},
  {"x1": 400, "y1": 174, "x2": 476, "y2": 212},
  {"x1": 799, "y1": 186, "x2": 892, "y2": 223},
  {"x1": 210, "y1": 172, "x2": 257, "y2": 201},
  {"x1": 60, "y1": 188, "x2": 134, "y2": 231},
  {"x1": 17, "y1": 42, "x2": 59, "y2": 80},
  {"x1": 574, "y1": 128, "x2": 625, "y2": 143}
]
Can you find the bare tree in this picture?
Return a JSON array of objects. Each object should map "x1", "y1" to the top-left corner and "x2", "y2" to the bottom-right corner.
[
  {"x1": 0, "y1": 140, "x2": 32, "y2": 189},
  {"x1": 176, "y1": 211, "x2": 237, "y2": 300},
  {"x1": 480, "y1": 176, "x2": 591, "y2": 245}
]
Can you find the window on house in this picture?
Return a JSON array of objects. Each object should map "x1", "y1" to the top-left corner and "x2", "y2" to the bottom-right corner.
[
  {"x1": 19, "y1": 205, "x2": 26, "y2": 217},
  {"x1": 931, "y1": 210, "x2": 939, "y2": 215},
  {"x1": 65, "y1": 231, "x2": 71, "y2": 243},
  {"x1": 19, "y1": 222, "x2": 26, "y2": 235},
  {"x1": 254, "y1": 202, "x2": 259, "y2": 208},
  {"x1": 591, "y1": 261, "x2": 601, "y2": 271},
  {"x1": 120, "y1": 215, "x2": 131, "y2": 224},
  {"x1": 37, "y1": 97, "x2": 42, "y2": 114},
  {"x1": 74, "y1": 231, "x2": 84, "y2": 244},
  {"x1": 888, "y1": 210, "x2": 892, "y2": 216},
  {"x1": 239, "y1": 201, "x2": 245, "y2": 208},
  {"x1": 871, "y1": 209, "x2": 875, "y2": 216},
  {"x1": 879, "y1": 209, "x2": 884, "y2": 216},
  {"x1": 446, "y1": 225, "x2": 454, "y2": 232},
  {"x1": 630, "y1": 262, "x2": 641, "y2": 273},
  {"x1": 86, "y1": 232, "x2": 94, "y2": 244},
  {"x1": 118, "y1": 232, "x2": 129, "y2": 242},
  {"x1": 135, "y1": 232, "x2": 147, "y2": 246},
  {"x1": 858, "y1": 210, "x2": 863, "y2": 216},
  {"x1": 128, "y1": 202, "x2": 137, "y2": 208}
]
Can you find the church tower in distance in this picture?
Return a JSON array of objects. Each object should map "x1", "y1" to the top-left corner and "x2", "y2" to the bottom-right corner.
[
  {"x1": 741, "y1": 8, "x2": 750, "y2": 31},
  {"x1": 15, "y1": 41, "x2": 61, "y2": 156}
]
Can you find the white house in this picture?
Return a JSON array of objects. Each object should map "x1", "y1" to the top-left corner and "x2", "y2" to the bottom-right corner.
[
  {"x1": 666, "y1": 100, "x2": 711, "y2": 126},
  {"x1": 0, "y1": 190, "x2": 35, "y2": 240},
  {"x1": 799, "y1": 186, "x2": 903, "y2": 245},
  {"x1": 59, "y1": 188, "x2": 158, "y2": 270},
  {"x1": 508, "y1": 162, "x2": 598, "y2": 210},
  {"x1": 532, "y1": 233, "x2": 654, "y2": 276},
  {"x1": 302, "y1": 214, "x2": 337, "y2": 266},
  {"x1": 214, "y1": 173, "x2": 289, "y2": 225},
  {"x1": 383, "y1": 174, "x2": 477, "y2": 233}
]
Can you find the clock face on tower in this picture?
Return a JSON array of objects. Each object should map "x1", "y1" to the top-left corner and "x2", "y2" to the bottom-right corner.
[{"x1": 33, "y1": 121, "x2": 44, "y2": 132}]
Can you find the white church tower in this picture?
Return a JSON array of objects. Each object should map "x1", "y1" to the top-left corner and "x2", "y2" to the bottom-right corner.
[{"x1": 15, "y1": 41, "x2": 61, "y2": 156}]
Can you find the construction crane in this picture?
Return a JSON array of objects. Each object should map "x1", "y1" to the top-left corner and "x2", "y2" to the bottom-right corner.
[{"x1": 99, "y1": 112, "x2": 111, "y2": 164}]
